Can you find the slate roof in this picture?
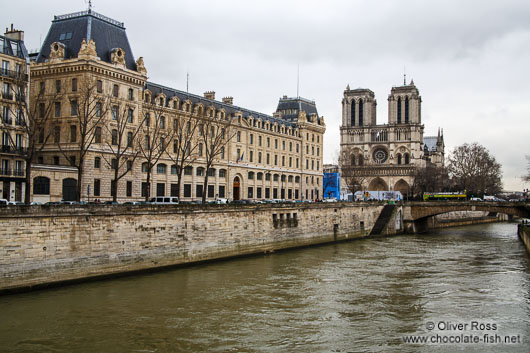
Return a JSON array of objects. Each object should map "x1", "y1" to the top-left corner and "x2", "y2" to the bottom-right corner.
[
  {"x1": 145, "y1": 82, "x2": 298, "y2": 128},
  {"x1": 276, "y1": 96, "x2": 319, "y2": 122},
  {"x1": 37, "y1": 10, "x2": 137, "y2": 71}
]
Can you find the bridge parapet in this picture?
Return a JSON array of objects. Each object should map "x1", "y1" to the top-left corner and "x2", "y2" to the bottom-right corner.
[{"x1": 403, "y1": 201, "x2": 530, "y2": 221}]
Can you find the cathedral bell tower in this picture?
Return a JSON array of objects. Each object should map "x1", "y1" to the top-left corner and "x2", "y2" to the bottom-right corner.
[
  {"x1": 342, "y1": 86, "x2": 377, "y2": 127},
  {"x1": 387, "y1": 80, "x2": 421, "y2": 125}
]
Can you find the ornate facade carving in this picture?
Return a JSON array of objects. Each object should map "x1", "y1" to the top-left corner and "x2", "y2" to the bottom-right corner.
[{"x1": 77, "y1": 39, "x2": 98, "y2": 59}]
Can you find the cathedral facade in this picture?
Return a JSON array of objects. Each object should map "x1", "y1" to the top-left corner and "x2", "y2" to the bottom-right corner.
[{"x1": 339, "y1": 81, "x2": 444, "y2": 197}]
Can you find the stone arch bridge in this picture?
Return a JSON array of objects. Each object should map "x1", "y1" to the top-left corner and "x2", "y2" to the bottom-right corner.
[{"x1": 402, "y1": 201, "x2": 530, "y2": 233}]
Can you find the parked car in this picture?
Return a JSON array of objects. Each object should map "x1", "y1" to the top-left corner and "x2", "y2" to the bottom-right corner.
[
  {"x1": 148, "y1": 197, "x2": 179, "y2": 205},
  {"x1": 215, "y1": 198, "x2": 228, "y2": 204},
  {"x1": 470, "y1": 197, "x2": 483, "y2": 201},
  {"x1": 0, "y1": 198, "x2": 8, "y2": 206},
  {"x1": 7, "y1": 201, "x2": 25, "y2": 205},
  {"x1": 323, "y1": 198, "x2": 338, "y2": 203}
]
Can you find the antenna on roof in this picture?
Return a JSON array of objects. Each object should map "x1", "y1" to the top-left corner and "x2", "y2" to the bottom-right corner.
[
  {"x1": 403, "y1": 65, "x2": 406, "y2": 85},
  {"x1": 297, "y1": 63, "x2": 300, "y2": 98},
  {"x1": 186, "y1": 71, "x2": 189, "y2": 93}
]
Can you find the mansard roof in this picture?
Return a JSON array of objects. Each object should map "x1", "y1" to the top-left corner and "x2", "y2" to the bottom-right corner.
[
  {"x1": 275, "y1": 96, "x2": 319, "y2": 122},
  {"x1": 145, "y1": 82, "x2": 298, "y2": 128},
  {"x1": 37, "y1": 10, "x2": 137, "y2": 71},
  {"x1": 0, "y1": 34, "x2": 28, "y2": 60}
]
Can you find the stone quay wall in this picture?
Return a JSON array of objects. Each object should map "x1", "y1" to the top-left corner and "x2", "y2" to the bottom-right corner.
[
  {"x1": 518, "y1": 224, "x2": 530, "y2": 254},
  {"x1": 0, "y1": 203, "x2": 384, "y2": 293}
]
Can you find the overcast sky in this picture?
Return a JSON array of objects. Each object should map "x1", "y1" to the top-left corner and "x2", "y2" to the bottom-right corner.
[{"x1": 3, "y1": 0, "x2": 529, "y2": 191}]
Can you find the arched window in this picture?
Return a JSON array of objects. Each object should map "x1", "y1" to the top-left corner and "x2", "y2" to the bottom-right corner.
[
  {"x1": 207, "y1": 168, "x2": 215, "y2": 177},
  {"x1": 219, "y1": 169, "x2": 226, "y2": 178},
  {"x1": 33, "y1": 176, "x2": 50, "y2": 195},
  {"x1": 142, "y1": 162, "x2": 148, "y2": 173},
  {"x1": 397, "y1": 97, "x2": 402, "y2": 124},
  {"x1": 171, "y1": 165, "x2": 178, "y2": 175},
  {"x1": 404, "y1": 153, "x2": 410, "y2": 164},
  {"x1": 397, "y1": 153, "x2": 402, "y2": 165},
  {"x1": 288, "y1": 175, "x2": 293, "y2": 183},
  {"x1": 196, "y1": 167, "x2": 205, "y2": 176},
  {"x1": 405, "y1": 97, "x2": 409, "y2": 123},
  {"x1": 358, "y1": 100, "x2": 364, "y2": 125},
  {"x1": 295, "y1": 176, "x2": 300, "y2": 183},
  {"x1": 350, "y1": 100, "x2": 356, "y2": 126},
  {"x1": 248, "y1": 171, "x2": 254, "y2": 180},
  {"x1": 351, "y1": 155, "x2": 356, "y2": 166},
  {"x1": 157, "y1": 163, "x2": 167, "y2": 174},
  {"x1": 358, "y1": 154, "x2": 363, "y2": 166}
]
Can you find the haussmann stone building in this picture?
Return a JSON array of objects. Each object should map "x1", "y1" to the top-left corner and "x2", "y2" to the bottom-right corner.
[
  {"x1": 0, "y1": 25, "x2": 29, "y2": 202},
  {"x1": 26, "y1": 9, "x2": 325, "y2": 203}
]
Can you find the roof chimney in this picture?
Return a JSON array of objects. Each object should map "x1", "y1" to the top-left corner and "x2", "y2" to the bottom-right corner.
[
  {"x1": 204, "y1": 91, "x2": 215, "y2": 100},
  {"x1": 222, "y1": 96, "x2": 233, "y2": 105},
  {"x1": 4, "y1": 24, "x2": 24, "y2": 41}
]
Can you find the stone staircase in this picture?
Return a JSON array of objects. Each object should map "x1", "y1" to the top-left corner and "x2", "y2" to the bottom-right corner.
[{"x1": 369, "y1": 204, "x2": 396, "y2": 235}]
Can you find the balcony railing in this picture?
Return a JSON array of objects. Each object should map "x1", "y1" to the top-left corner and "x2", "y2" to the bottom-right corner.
[
  {"x1": 0, "y1": 168, "x2": 11, "y2": 176},
  {"x1": 0, "y1": 145, "x2": 27, "y2": 155},
  {"x1": 0, "y1": 168, "x2": 25, "y2": 177},
  {"x1": 0, "y1": 69, "x2": 28, "y2": 81},
  {"x1": 2, "y1": 92, "x2": 13, "y2": 100}
]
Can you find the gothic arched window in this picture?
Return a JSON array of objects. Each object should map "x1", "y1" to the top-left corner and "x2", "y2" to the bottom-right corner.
[
  {"x1": 405, "y1": 97, "x2": 409, "y2": 123},
  {"x1": 350, "y1": 100, "x2": 355, "y2": 126},
  {"x1": 397, "y1": 154, "x2": 402, "y2": 165},
  {"x1": 397, "y1": 97, "x2": 402, "y2": 124},
  {"x1": 358, "y1": 100, "x2": 364, "y2": 125},
  {"x1": 404, "y1": 153, "x2": 410, "y2": 164}
]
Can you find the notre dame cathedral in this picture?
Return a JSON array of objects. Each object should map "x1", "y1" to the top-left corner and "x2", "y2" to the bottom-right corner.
[{"x1": 339, "y1": 80, "x2": 444, "y2": 197}]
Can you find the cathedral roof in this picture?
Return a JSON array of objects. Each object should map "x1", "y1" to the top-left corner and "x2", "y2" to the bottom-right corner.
[
  {"x1": 36, "y1": 10, "x2": 137, "y2": 71},
  {"x1": 424, "y1": 136, "x2": 440, "y2": 152},
  {"x1": 145, "y1": 82, "x2": 298, "y2": 128}
]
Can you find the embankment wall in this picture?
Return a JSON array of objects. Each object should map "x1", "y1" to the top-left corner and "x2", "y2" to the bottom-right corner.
[
  {"x1": 518, "y1": 224, "x2": 530, "y2": 254},
  {"x1": 0, "y1": 203, "x2": 384, "y2": 293}
]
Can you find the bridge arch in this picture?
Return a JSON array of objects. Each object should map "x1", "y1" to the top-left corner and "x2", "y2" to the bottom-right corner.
[{"x1": 404, "y1": 202, "x2": 530, "y2": 222}]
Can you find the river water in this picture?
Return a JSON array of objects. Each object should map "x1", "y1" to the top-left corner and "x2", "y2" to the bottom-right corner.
[{"x1": 1, "y1": 222, "x2": 529, "y2": 352}]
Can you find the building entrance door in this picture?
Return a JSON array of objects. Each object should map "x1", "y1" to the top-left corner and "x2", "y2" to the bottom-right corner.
[
  {"x1": 62, "y1": 178, "x2": 77, "y2": 201},
  {"x1": 233, "y1": 177, "x2": 240, "y2": 201}
]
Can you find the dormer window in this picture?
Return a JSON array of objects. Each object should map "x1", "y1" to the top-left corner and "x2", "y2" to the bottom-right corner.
[{"x1": 59, "y1": 33, "x2": 72, "y2": 41}]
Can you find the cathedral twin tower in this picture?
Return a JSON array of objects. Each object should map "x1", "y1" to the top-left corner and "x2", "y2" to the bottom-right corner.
[{"x1": 339, "y1": 80, "x2": 443, "y2": 197}]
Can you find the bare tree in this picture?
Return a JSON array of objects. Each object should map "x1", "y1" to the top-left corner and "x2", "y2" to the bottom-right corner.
[
  {"x1": 54, "y1": 79, "x2": 108, "y2": 201},
  {"x1": 0, "y1": 65, "x2": 57, "y2": 203},
  {"x1": 339, "y1": 148, "x2": 366, "y2": 198},
  {"x1": 524, "y1": 155, "x2": 530, "y2": 183},
  {"x1": 138, "y1": 107, "x2": 175, "y2": 201},
  {"x1": 165, "y1": 114, "x2": 199, "y2": 201},
  {"x1": 102, "y1": 105, "x2": 145, "y2": 202},
  {"x1": 198, "y1": 111, "x2": 236, "y2": 204},
  {"x1": 447, "y1": 142, "x2": 502, "y2": 197},
  {"x1": 412, "y1": 163, "x2": 449, "y2": 198}
]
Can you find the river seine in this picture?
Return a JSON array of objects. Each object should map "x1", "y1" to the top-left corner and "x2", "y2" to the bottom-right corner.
[{"x1": 1, "y1": 222, "x2": 529, "y2": 352}]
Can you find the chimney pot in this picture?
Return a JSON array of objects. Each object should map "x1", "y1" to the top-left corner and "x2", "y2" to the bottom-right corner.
[
  {"x1": 204, "y1": 91, "x2": 215, "y2": 100},
  {"x1": 222, "y1": 96, "x2": 233, "y2": 105}
]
